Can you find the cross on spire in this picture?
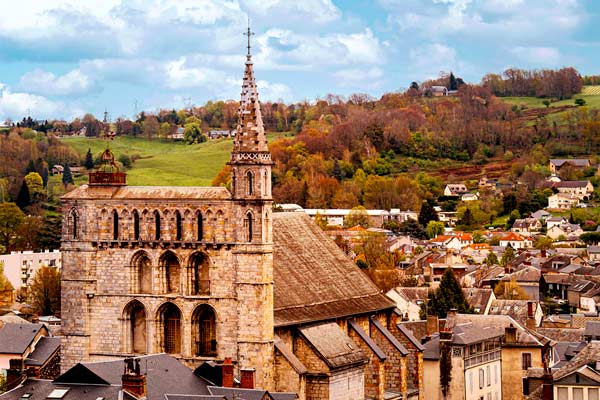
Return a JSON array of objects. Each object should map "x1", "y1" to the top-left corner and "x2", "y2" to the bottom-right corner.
[{"x1": 243, "y1": 17, "x2": 254, "y2": 57}]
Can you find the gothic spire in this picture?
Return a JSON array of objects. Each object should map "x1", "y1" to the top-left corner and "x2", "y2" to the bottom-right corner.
[{"x1": 232, "y1": 20, "x2": 268, "y2": 154}]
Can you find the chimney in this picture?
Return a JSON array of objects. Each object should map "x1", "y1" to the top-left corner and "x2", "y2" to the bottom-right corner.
[
  {"x1": 240, "y1": 368, "x2": 255, "y2": 389},
  {"x1": 541, "y1": 249, "x2": 547, "y2": 258},
  {"x1": 505, "y1": 323, "x2": 517, "y2": 344},
  {"x1": 426, "y1": 315, "x2": 439, "y2": 336},
  {"x1": 439, "y1": 329, "x2": 453, "y2": 342},
  {"x1": 122, "y1": 358, "x2": 146, "y2": 399},
  {"x1": 526, "y1": 302, "x2": 537, "y2": 329},
  {"x1": 222, "y1": 357, "x2": 234, "y2": 388},
  {"x1": 6, "y1": 359, "x2": 25, "y2": 391},
  {"x1": 527, "y1": 301, "x2": 534, "y2": 318}
]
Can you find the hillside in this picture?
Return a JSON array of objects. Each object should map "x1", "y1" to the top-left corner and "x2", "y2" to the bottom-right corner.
[{"x1": 63, "y1": 133, "x2": 288, "y2": 186}]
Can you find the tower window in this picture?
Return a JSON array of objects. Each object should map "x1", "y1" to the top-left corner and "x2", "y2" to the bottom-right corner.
[
  {"x1": 154, "y1": 211, "x2": 161, "y2": 240},
  {"x1": 71, "y1": 210, "x2": 78, "y2": 239},
  {"x1": 133, "y1": 210, "x2": 140, "y2": 240},
  {"x1": 197, "y1": 212, "x2": 203, "y2": 241},
  {"x1": 175, "y1": 211, "x2": 182, "y2": 241},
  {"x1": 246, "y1": 212, "x2": 253, "y2": 242},
  {"x1": 112, "y1": 210, "x2": 119, "y2": 240},
  {"x1": 246, "y1": 171, "x2": 253, "y2": 195}
]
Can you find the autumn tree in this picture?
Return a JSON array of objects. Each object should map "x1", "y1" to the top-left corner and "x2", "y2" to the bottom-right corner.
[
  {"x1": 0, "y1": 202, "x2": 25, "y2": 252},
  {"x1": 500, "y1": 246, "x2": 516, "y2": 266},
  {"x1": 356, "y1": 232, "x2": 401, "y2": 291},
  {"x1": 28, "y1": 266, "x2": 61, "y2": 316},
  {"x1": 24, "y1": 172, "x2": 45, "y2": 202},
  {"x1": 345, "y1": 206, "x2": 370, "y2": 228},
  {"x1": 184, "y1": 122, "x2": 206, "y2": 144},
  {"x1": 426, "y1": 220, "x2": 445, "y2": 238},
  {"x1": 0, "y1": 261, "x2": 13, "y2": 292},
  {"x1": 494, "y1": 279, "x2": 529, "y2": 300},
  {"x1": 484, "y1": 252, "x2": 499, "y2": 266}
]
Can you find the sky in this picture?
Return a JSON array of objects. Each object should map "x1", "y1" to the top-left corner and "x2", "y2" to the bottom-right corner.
[{"x1": 0, "y1": 0, "x2": 599, "y2": 122}]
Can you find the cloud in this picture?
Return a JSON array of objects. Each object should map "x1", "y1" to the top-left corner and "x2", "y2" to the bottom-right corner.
[
  {"x1": 510, "y1": 46, "x2": 561, "y2": 66},
  {"x1": 408, "y1": 43, "x2": 465, "y2": 79},
  {"x1": 0, "y1": 83, "x2": 73, "y2": 121},
  {"x1": 333, "y1": 67, "x2": 385, "y2": 90},
  {"x1": 18, "y1": 69, "x2": 95, "y2": 96},
  {"x1": 241, "y1": 0, "x2": 341, "y2": 23},
  {"x1": 256, "y1": 80, "x2": 293, "y2": 102}
]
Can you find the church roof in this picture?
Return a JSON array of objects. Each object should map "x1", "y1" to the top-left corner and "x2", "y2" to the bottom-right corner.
[
  {"x1": 272, "y1": 212, "x2": 395, "y2": 327},
  {"x1": 62, "y1": 185, "x2": 231, "y2": 200}
]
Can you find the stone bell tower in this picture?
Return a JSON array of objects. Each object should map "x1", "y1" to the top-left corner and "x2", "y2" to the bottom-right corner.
[{"x1": 227, "y1": 23, "x2": 275, "y2": 389}]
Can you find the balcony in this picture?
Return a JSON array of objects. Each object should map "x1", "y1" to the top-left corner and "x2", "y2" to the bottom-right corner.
[{"x1": 464, "y1": 349, "x2": 501, "y2": 368}]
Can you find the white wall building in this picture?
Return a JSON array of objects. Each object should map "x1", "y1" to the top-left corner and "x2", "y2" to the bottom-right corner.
[{"x1": 0, "y1": 250, "x2": 61, "y2": 290}]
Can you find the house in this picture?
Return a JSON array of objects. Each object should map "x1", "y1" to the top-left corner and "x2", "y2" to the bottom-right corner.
[
  {"x1": 549, "y1": 158, "x2": 591, "y2": 174},
  {"x1": 0, "y1": 322, "x2": 60, "y2": 381},
  {"x1": 541, "y1": 273, "x2": 576, "y2": 300},
  {"x1": 547, "y1": 217, "x2": 569, "y2": 230},
  {"x1": 389, "y1": 209, "x2": 419, "y2": 223},
  {"x1": 511, "y1": 218, "x2": 542, "y2": 235},
  {"x1": 438, "y1": 211, "x2": 459, "y2": 226},
  {"x1": 554, "y1": 180, "x2": 594, "y2": 200},
  {"x1": 302, "y1": 208, "x2": 391, "y2": 228},
  {"x1": 548, "y1": 193, "x2": 580, "y2": 209},
  {"x1": 547, "y1": 223, "x2": 584, "y2": 240},
  {"x1": 386, "y1": 287, "x2": 431, "y2": 321},
  {"x1": 168, "y1": 127, "x2": 184, "y2": 140},
  {"x1": 568, "y1": 280, "x2": 597, "y2": 311},
  {"x1": 498, "y1": 232, "x2": 533, "y2": 249},
  {"x1": 208, "y1": 129, "x2": 234, "y2": 139},
  {"x1": 588, "y1": 246, "x2": 600, "y2": 262},
  {"x1": 487, "y1": 300, "x2": 543, "y2": 328},
  {"x1": 456, "y1": 232, "x2": 474, "y2": 248},
  {"x1": 531, "y1": 210, "x2": 552, "y2": 221},
  {"x1": 0, "y1": 250, "x2": 62, "y2": 290},
  {"x1": 428, "y1": 235, "x2": 462, "y2": 250},
  {"x1": 464, "y1": 288, "x2": 495, "y2": 314},
  {"x1": 430, "y1": 86, "x2": 448, "y2": 97},
  {"x1": 444, "y1": 183, "x2": 469, "y2": 196},
  {"x1": 51, "y1": 165, "x2": 64, "y2": 174},
  {"x1": 500, "y1": 267, "x2": 541, "y2": 300},
  {"x1": 461, "y1": 193, "x2": 479, "y2": 202}
]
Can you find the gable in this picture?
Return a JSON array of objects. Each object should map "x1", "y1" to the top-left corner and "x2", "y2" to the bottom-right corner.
[
  {"x1": 555, "y1": 368, "x2": 600, "y2": 385},
  {"x1": 53, "y1": 364, "x2": 111, "y2": 385}
]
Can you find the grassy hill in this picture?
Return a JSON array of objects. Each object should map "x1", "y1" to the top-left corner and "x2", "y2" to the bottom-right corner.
[
  {"x1": 62, "y1": 133, "x2": 289, "y2": 186},
  {"x1": 502, "y1": 85, "x2": 600, "y2": 109}
]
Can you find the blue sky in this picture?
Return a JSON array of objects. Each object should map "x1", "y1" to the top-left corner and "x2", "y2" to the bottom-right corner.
[{"x1": 0, "y1": 0, "x2": 599, "y2": 122}]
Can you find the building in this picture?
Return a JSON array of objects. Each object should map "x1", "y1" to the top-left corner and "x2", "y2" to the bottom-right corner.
[
  {"x1": 554, "y1": 180, "x2": 594, "y2": 200},
  {"x1": 549, "y1": 159, "x2": 591, "y2": 174},
  {"x1": 547, "y1": 223, "x2": 584, "y2": 240},
  {"x1": 59, "y1": 38, "x2": 422, "y2": 400},
  {"x1": 302, "y1": 208, "x2": 390, "y2": 228},
  {"x1": 430, "y1": 86, "x2": 449, "y2": 97},
  {"x1": 444, "y1": 184, "x2": 469, "y2": 196},
  {"x1": 511, "y1": 218, "x2": 542, "y2": 236},
  {"x1": 548, "y1": 193, "x2": 580, "y2": 209},
  {"x1": 0, "y1": 250, "x2": 61, "y2": 290},
  {"x1": 498, "y1": 232, "x2": 533, "y2": 249}
]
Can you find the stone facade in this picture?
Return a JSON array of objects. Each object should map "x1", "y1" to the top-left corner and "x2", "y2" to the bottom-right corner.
[{"x1": 60, "y1": 43, "x2": 274, "y2": 389}]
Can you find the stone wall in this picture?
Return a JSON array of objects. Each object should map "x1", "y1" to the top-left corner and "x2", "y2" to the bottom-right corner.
[{"x1": 329, "y1": 367, "x2": 365, "y2": 400}]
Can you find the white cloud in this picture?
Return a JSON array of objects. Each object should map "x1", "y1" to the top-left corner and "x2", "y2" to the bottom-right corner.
[
  {"x1": 510, "y1": 46, "x2": 561, "y2": 66},
  {"x1": 409, "y1": 43, "x2": 461, "y2": 79},
  {"x1": 241, "y1": 0, "x2": 341, "y2": 23},
  {"x1": 19, "y1": 69, "x2": 94, "y2": 96},
  {"x1": 0, "y1": 83, "x2": 71, "y2": 121},
  {"x1": 256, "y1": 80, "x2": 293, "y2": 102},
  {"x1": 333, "y1": 67, "x2": 385, "y2": 90}
]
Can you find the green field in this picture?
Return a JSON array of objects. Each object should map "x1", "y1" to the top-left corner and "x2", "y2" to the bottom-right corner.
[
  {"x1": 62, "y1": 133, "x2": 289, "y2": 186},
  {"x1": 502, "y1": 86, "x2": 600, "y2": 109}
]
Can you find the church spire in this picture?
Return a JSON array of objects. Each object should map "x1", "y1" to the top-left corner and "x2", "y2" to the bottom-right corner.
[{"x1": 232, "y1": 19, "x2": 268, "y2": 154}]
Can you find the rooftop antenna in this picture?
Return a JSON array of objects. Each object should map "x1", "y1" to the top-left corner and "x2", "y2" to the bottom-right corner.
[{"x1": 243, "y1": 16, "x2": 254, "y2": 58}]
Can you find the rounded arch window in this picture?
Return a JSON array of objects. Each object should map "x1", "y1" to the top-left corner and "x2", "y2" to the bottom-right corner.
[{"x1": 192, "y1": 304, "x2": 217, "y2": 357}]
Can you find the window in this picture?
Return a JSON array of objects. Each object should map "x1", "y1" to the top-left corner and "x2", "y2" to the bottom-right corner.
[
  {"x1": 48, "y1": 389, "x2": 70, "y2": 399},
  {"x1": 158, "y1": 303, "x2": 181, "y2": 354},
  {"x1": 154, "y1": 211, "x2": 161, "y2": 240},
  {"x1": 589, "y1": 388, "x2": 599, "y2": 400},
  {"x1": 246, "y1": 212, "x2": 253, "y2": 242},
  {"x1": 494, "y1": 364, "x2": 498, "y2": 384},
  {"x1": 71, "y1": 210, "x2": 78, "y2": 239},
  {"x1": 469, "y1": 371, "x2": 473, "y2": 393},
  {"x1": 573, "y1": 388, "x2": 583, "y2": 400},
  {"x1": 132, "y1": 251, "x2": 152, "y2": 294},
  {"x1": 124, "y1": 300, "x2": 146, "y2": 354},
  {"x1": 175, "y1": 211, "x2": 182, "y2": 241},
  {"x1": 133, "y1": 210, "x2": 140, "y2": 240},
  {"x1": 486, "y1": 365, "x2": 491, "y2": 386},
  {"x1": 161, "y1": 251, "x2": 180, "y2": 294},
  {"x1": 112, "y1": 210, "x2": 119, "y2": 240},
  {"x1": 192, "y1": 304, "x2": 217, "y2": 357},
  {"x1": 246, "y1": 171, "x2": 253, "y2": 195},
  {"x1": 557, "y1": 387, "x2": 568, "y2": 400},
  {"x1": 522, "y1": 353, "x2": 532, "y2": 370},
  {"x1": 479, "y1": 368, "x2": 484, "y2": 389},
  {"x1": 197, "y1": 212, "x2": 203, "y2": 241},
  {"x1": 189, "y1": 252, "x2": 210, "y2": 295}
]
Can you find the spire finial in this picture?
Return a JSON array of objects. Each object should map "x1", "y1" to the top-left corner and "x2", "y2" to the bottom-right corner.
[{"x1": 244, "y1": 17, "x2": 254, "y2": 57}]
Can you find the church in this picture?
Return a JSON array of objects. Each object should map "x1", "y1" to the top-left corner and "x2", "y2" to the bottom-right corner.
[{"x1": 61, "y1": 30, "x2": 424, "y2": 400}]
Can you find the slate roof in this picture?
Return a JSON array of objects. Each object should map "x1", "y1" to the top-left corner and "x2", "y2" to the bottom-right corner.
[
  {"x1": 54, "y1": 354, "x2": 211, "y2": 400},
  {"x1": 298, "y1": 322, "x2": 367, "y2": 369},
  {"x1": 553, "y1": 342, "x2": 600, "y2": 380},
  {"x1": 452, "y1": 314, "x2": 543, "y2": 346},
  {"x1": 550, "y1": 159, "x2": 590, "y2": 168},
  {"x1": 208, "y1": 387, "x2": 297, "y2": 400},
  {"x1": 0, "y1": 323, "x2": 45, "y2": 354},
  {"x1": 555, "y1": 181, "x2": 591, "y2": 189},
  {"x1": 273, "y1": 337, "x2": 307, "y2": 374},
  {"x1": 585, "y1": 321, "x2": 600, "y2": 338},
  {"x1": 535, "y1": 328, "x2": 584, "y2": 342},
  {"x1": 348, "y1": 320, "x2": 387, "y2": 360},
  {"x1": 501, "y1": 266, "x2": 540, "y2": 283},
  {"x1": 488, "y1": 300, "x2": 536, "y2": 326},
  {"x1": 273, "y1": 213, "x2": 395, "y2": 327},
  {"x1": 25, "y1": 336, "x2": 60, "y2": 367},
  {"x1": 388, "y1": 287, "x2": 431, "y2": 303},
  {"x1": 464, "y1": 288, "x2": 493, "y2": 313},
  {"x1": 0, "y1": 379, "x2": 136, "y2": 400},
  {"x1": 62, "y1": 185, "x2": 231, "y2": 200}
]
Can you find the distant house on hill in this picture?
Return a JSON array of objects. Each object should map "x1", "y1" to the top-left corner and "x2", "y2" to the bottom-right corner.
[
  {"x1": 208, "y1": 129, "x2": 234, "y2": 139},
  {"x1": 443, "y1": 183, "x2": 468, "y2": 196},
  {"x1": 554, "y1": 180, "x2": 594, "y2": 200},
  {"x1": 549, "y1": 158, "x2": 591, "y2": 174},
  {"x1": 429, "y1": 86, "x2": 448, "y2": 97},
  {"x1": 548, "y1": 193, "x2": 580, "y2": 210},
  {"x1": 511, "y1": 218, "x2": 542, "y2": 235}
]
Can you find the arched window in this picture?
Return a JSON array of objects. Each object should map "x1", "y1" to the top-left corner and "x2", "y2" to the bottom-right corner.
[
  {"x1": 123, "y1": 300, "x2": 146, "y2": 354},
  {"x1": 131, "y1": 251, "x2": 152, "y2": 294},
  {"x1": 197, "y1": 212, "x2": 203, "y2": 241},
  {"x1": 70, "y1": 209, "x2": 78, "y2": 239},
  {"x1": 133, "y1": 210, "x2": 140, "y2": 240},
  {"x1": 192, "y1": 305, "x2": 217, "y2": 357},
  {"x1": 189, "y1": 252, "x2": 210, "y2": 295},
  {"x1": 263, "y1": 170, "x2": 268, "y2": 195},
  {"x1": 175, "y1": 211, "x2": 182, "y2": 241},
  {"x1": 154, "y1": 210, "x2": 161, "y2": 240},
  {"x1": 112, "y1": 210, "x2": 119, "y2": 240},
  {"x1": 157, "y1": 303, "x2": 181, "y2": 354},
  {"x1": 246, "y1": 171, "x2": 253, "y2": 195},
  {"x1": 246, "y1": 212, "x2": 253, "y2": 242},
  {"x1": 160, "y1": 251, "x2": 180, "y2": 294}
]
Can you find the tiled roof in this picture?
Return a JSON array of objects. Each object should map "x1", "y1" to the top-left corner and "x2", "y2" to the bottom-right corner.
[
  {"x1": 273, "y1": 213, "x2": 395, "y2": 327},
  {"x1": 298, "y1": 322, "x2": 367, "y2": 369},
  {"x1": 0, "y1": 323, "x2": 45, "y2": 354},
  {"x1": 63, "y1": 185, "x2": 231, "y2": 200},
  {"x1": 25, "y1": 336, "x2": 60, "y2": 367}
]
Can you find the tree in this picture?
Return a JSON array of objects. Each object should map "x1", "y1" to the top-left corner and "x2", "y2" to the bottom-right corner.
[
  {"x1": 575, "y1": 98, "x2": 586, "y2": 106},
  {"x1": 581, "y1": 232, "x2": 600, "y2": 245},
  {"x1": 142, "y1": 115, "x2": 159, "y2": 139},
  {"x1": 62, "y1": 165, "x2": 74, "y2": 188},
  {"x1": 426, "y1": 220, "x2": 445, "y2": 238},
  {"x1": 418, "y1": 201, "x2": 439, "y2": 226},
  {"x1": 449, "y1": 72, "x2": 458, "y2": 91},
  {"x1": 16, "y1": 179, "x2": 31, "y2": 210},
  {"x1": 28, "y1": 266, "x2": 61, "y2": 316},
  {"x1": 345, "y1": 206, "x2": 370, "y2": 228},
  {"x1": 484, "y1": 252, "x2": 499, "y2": 266},
  {"x1": 357, "y1": 232, "x2": 402, "y2": 291},
  {"x1": 24, "y1": 159, "x2": 37, "y2": 174},
  {"x1": 494, "y1": 279, "x2": 529, "y2": 300},
  {"x1": 421, "y1": 268, "x2": 472, "y2": 318},
  {"x1": 314, "y1": 212, "x2": 329, "y2": 230},
  {"x1": 0, "y1": 261, "x2": 14, "y2": 292},
  {"x1": 158, "y1": 122, "x2": 172, "y2": 140},
  {"x1": 534, "y1": 236, "x2": 554, "y2": 250},
  {"x1": 500, "y1": 246, "x2": 516, "y2": 266},
  {"x1": 0, "y1": 203, "x2": 25, "y2": 252},
  {"x1": 84, "y1": 148, "x2": 94, "y2": 169},
  {"x1": 24, "y1": 172, "x2": 45, "y2": 202},
  {"x1": 183, "y1": 122, "x2": 206, "y2": 144},
  {"x1": 398, "y1": 219, "x2": 427, "y2": 240},
  {"x1": 410, "y1": 81, "x2": 419, "y2": 91}
]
